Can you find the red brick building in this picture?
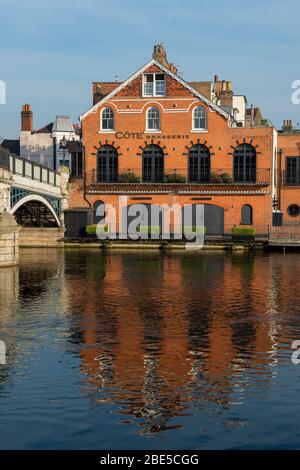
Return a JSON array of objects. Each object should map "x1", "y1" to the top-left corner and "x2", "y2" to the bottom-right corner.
[
  {"x1": 69, "y1": 45, "x2": 277, "y2": 237},
  {"x1": 277, "y1": 121, "x2": 300, "y2": 226}
]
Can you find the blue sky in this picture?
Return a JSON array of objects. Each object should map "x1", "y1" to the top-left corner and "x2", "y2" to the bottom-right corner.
[{"x1": 0, "y1": 0, "x2": 300, "y2": 137}]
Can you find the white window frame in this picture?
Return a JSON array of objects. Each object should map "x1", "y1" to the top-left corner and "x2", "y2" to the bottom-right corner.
[
  {"x1": 146, "y1": 107, "x2": 160, "y2": 132},
  {"x1": 192, "y1": 106, "x2": 207, "y2": 131},
  {"x1": 100, "y1": 107, "x2": 115, "y2": 132},
  {"x1": 143, "y1": 73, "x2": 166, "y2": 97}
]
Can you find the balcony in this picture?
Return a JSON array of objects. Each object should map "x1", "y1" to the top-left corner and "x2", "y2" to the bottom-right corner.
[{"x1": 86, "y1": 168, "x2": 271, "y2": 188}]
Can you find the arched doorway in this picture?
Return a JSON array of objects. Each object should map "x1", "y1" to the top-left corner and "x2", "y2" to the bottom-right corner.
[
  {"x1": 241, "y1": 204, "x2": 253, "y2": 225},
  {"x1": 122, "y1": 203, "x2": 164, "y2": 237},
  {"x1": 183, "y1": 204, "x2": 224, "y2": 236}
]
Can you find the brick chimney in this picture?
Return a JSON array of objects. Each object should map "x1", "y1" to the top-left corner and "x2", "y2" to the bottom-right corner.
[
  {"x1": 21, "y1": 104, "x2": 33, "y2": 132},
  {"x1": 152, "y1": 43, "x2": 178, "y2": 73},
  {"x1": 282, "y1": 119, "x2": 293, "y2": 132},
  {"x1": 153, "y1": 44, "x2": 168, "y2": 66}
]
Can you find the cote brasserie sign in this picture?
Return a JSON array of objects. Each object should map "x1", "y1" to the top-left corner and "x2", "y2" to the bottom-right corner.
[{"x1": 115, "y1": 131, "x2": 191, "y2": 140}]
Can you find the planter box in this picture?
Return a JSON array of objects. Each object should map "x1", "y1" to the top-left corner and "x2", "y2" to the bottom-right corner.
[{"x1": 232, "y1": 234, "x2": 255, "y2": 242}]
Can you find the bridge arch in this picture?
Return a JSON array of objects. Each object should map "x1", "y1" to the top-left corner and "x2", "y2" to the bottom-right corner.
[{"x1": 11, "y1": 194, "x2": 60, "y2": 227}]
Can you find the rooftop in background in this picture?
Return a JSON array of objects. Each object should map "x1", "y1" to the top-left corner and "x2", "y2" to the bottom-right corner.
[
  {"x1": 0, "y1": 139, "x2": 20, "y2": 155},
  {"x1": 33, "y1": 122, "x2": 54, "y2": 134},
  {"x1": 53, "y1": 115, "x2": 76, "y2": 133},
  {"x1": 278, "y1": 119, "x2": 300, "y2": 134}
]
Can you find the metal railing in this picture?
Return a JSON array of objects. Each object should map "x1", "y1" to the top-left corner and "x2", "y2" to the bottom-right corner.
[
  {"x1": 86, "y1": 168, "x2": 271, "y2": 186},
  {"x1": 9, "y1": 154, "x2": 61, "y2": 187}
]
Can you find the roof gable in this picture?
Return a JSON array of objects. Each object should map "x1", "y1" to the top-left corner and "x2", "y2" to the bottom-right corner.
[{"x1": 80, "y1": 59, "x2": 230, "y2": 121}]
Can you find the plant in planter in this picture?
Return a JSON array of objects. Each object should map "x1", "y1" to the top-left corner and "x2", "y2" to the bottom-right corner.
[
  {"x1": 211, "y1": 172, "x2": 234, "y2": 183},
  {"x1": 118, "y1": 171, "x2": 141, "y2": 183},
  {"x1": 184, "y1": 225, "x2": 206, "y2": 235},
  {"x1": 220, "y1": 172, "x2": 234, "y2": 183},
  {"x1": 86, "y1": 224, "x2": 108, "y2": 236},
  {"x1": 210, "y1": 173, "x2": 223, "y2": 183},
  {"x1": 164, "y1": 173, "x2": 186, "y2": 183},
  {"x1": 231, "y1": 226, "x2": 255, "y2": 241}
]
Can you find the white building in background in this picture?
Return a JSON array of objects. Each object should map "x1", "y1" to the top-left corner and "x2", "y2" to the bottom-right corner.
[
  {"x1": 16, "y1": 104, "x2": 80, "y2": 170},
  {"x1": 232, "y1": 95, "x2": 247, "y2": 127},
  {"x1": 52, "y1": 115, "x2": 80, "y2": 169}
]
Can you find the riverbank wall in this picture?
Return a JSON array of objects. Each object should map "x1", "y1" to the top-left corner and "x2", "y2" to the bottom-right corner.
[
  {"x1": 0, "y1": 211, "x2": 20, "y2": 267},
  {"x1": 19, "y1": 227, "x2": 65, "y2": 247}
]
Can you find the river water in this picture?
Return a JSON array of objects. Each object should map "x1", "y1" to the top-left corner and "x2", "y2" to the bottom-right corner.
[{"x1": 0, "y1": 248, "x2": 300, "y2": 449}]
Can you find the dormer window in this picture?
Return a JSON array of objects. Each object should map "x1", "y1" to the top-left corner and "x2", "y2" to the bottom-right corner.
[{"x1": 143, "y1": 73, "x2": 166, "y2": 97}]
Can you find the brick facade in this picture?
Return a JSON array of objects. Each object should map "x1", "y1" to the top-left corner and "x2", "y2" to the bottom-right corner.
[
  {"x1": 71, "y1": 48, "x2": 276, "y2": 236},
  {"x1": 278, "y1": 132, "x2": 300, "y2": 224}
]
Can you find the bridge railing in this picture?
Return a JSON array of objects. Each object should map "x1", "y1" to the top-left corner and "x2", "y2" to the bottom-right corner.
[{"x1": 9, "y1": 154, "x2": 61, "y2": 187}]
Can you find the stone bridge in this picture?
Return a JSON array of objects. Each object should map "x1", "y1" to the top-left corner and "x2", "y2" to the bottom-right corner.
[{"x1": 0, "y1": 148, "x2": 69, "y2": 246}]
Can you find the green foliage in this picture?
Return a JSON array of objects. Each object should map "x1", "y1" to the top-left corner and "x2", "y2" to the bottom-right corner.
[
  {"x1": 164, "y1": 173, "x2": 186, "y2": 183},
  {"x1": 211, "y1": 172, "x2": 234, "y2": 183},
  {"x1": 118, "y1": 172, "x2": 141, "y2": 183},
  {"x1": 231, "y1": 227, "x2": 255, "y2": 236},
  {"x1": 86, "y1": 224, "x2": 108, "y2": 235},
  {"x1": 184, "y1": 225, "x2": 206, "y2": 234}
]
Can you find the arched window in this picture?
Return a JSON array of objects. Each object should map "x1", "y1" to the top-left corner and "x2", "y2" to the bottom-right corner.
[
  {"x1": 233, "y1": 144, "x2": 256, "y2": 183},
  {"x1": 188, "y1": 144, "x2": 210, "y2": 182},
  {"x1": 192, "y1": 106, "x2": 207, "y2": 130},
  {"x1": 93, "y1": 200, "x2": 105, "y2": 224},
  {"x1": 142, "y1": 145, "x2": 164, "y2": 182},
  {"x1": 146, "y1": 107, "x2": 160, "y2": 131},
  {"x1": 101, "y1": 107, "x2": 114, "y2": 131},
  {"x1": 97, "y1": 145, "x2": 118, "y2": 182},
  {"x1": 241, "y1": 204, "x2": 253, "y2": 225}
]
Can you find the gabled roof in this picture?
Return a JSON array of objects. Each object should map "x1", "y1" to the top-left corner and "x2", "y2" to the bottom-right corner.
[
  {"x1": 80, "y1": 58, "x2": 230, "y2": 121},
  {"x1": 93, "y1": 82, "x2": 123, "y2": 104}
]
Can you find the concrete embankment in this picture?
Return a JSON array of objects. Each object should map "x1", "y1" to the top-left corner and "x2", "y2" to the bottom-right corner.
[
  {"x1": 0, "y1": 211, "x2": 20, "y2": 267},
  {"x1": 19, "y1": 227, "x2": 65, "y2": 247},
  {"x1": 63, "y1": 238, "x2": 267, "y2": 251}
]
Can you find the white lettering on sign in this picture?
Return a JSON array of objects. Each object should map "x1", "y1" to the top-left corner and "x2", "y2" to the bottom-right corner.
[{"x1": 28, "y1": 145, "x2": 48, "y2": 152}]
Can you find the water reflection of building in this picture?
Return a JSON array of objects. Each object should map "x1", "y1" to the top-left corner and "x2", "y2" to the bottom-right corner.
[
  {"x1": 0, "y1": 248, "x2": 69, "y2": 379},
  {"x1": 64, "y1": 250, "x2": 294, "y2": 433}
]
